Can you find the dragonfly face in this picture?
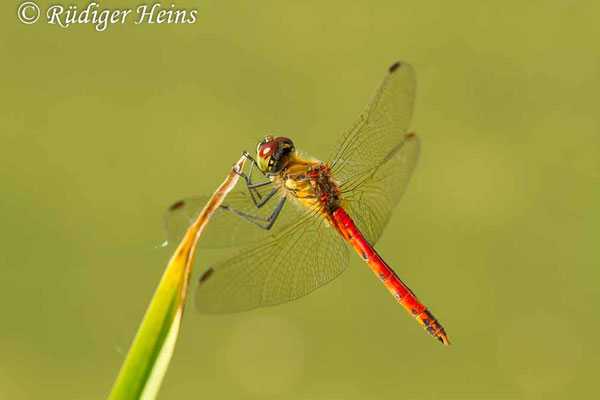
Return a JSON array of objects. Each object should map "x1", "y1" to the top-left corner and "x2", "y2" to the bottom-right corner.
[{"x1": 256, "y1": 135, "x2": 295, "y2": 174}]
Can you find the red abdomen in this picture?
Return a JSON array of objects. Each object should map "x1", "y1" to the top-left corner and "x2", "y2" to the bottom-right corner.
[{"x1": 331, "y1": 208, "x2": 450, "y2": 345}]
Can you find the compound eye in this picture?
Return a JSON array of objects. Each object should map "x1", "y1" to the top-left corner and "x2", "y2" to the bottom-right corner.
[{"x1": 259, "y1": 141, "x2": 277, "y2": 158}]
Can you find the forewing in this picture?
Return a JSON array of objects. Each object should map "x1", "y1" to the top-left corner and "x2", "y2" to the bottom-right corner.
[
  {"x1": 193, "y1": 208, "x2": 349, "y2": 313},
  {"x1": 329, "y1": 61, "x2": 416, "y2": 184},
  {"x1": 327, "y1": 61, "x2": 419, "y2": 244}
]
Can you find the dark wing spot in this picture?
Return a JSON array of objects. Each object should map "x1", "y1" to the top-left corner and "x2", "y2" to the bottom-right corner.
[
  {"x1": 389, "y1": 62, "x2": 401, "y2": 73},
  {"x1": 169, "y1": 200, "x2": 185, "y2": 211},
  {"x1": 406, "y1": 132, "x2": 416, "y2": 140},
  {"x1": 199, "y1": 268, "x2": 214, "y2": 284}
]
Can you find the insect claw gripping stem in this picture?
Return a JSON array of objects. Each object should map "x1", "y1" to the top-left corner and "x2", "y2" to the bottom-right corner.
[
  {"x1": 242, "y1": 150, "x2": 257, "y2": 163},
  {"x1": 221, "y1": 149, "x2": 284, "y2": 228},
  {"x1": 232, "y1": 151, "x2": 256, "y2": 176},
  {"x1": 232, "y1": 149, "x2": 276, "y2": 208},
  {"x1": 232, "y1": 164, "x2": 245, "y2": 177}
]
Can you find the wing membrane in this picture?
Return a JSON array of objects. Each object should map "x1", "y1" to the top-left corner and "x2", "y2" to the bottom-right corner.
[
  {"x1": 341, "y1": 134, "x2": 419, "y2": 244},
  {"x1": 193, "y1": 205, "x2": 349, "y2": 313},
  {"x1": 329, "y1": 61, "x2": 418, "y2": 244}
]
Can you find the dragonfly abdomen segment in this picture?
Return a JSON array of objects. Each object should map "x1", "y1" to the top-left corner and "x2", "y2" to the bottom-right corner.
[{"x1": 331, "y1": 208, "x2": 450, "y2": 345}]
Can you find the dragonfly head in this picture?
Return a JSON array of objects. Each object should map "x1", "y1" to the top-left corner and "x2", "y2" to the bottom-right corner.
[{"x1": 256, "y1": 136, "x2": 295, "y2": 174}]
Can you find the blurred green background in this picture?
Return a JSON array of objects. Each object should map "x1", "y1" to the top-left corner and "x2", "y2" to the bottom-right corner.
[{"x1": 1, "y1": 0, "x2": 598, "y2": 399}]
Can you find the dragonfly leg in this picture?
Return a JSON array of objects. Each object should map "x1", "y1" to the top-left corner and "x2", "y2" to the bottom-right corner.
[
  {"x1": 221, "y1": 196, "x2": 286, "y2": 230},
  {"x1": 233, "y1": 153, "x2": 276, "y2": 207},
  {"x1": 232, "y1": 152, "x2": 259, "y2": 179},
  {"x1": 250, "y1": 187, "x2": 279, "y2": 208}
]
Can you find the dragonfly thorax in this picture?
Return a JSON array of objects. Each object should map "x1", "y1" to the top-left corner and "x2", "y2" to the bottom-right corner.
[{"x1": 278, "y1": 161, "x2": 343, "y2": 216}]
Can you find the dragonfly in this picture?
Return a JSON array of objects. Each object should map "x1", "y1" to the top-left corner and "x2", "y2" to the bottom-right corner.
[{"x1": 165, "y1": 61, "x2": 450, "y2": 345}]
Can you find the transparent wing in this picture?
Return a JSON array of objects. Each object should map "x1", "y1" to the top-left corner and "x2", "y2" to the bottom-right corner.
[
  {"x1": 193, "y1": 204, "x2": 349, "y2": 313},
  {"x1": 328, "y1": 61, "x2": 419, "y2": 244},
  {"x1": 341, "y1": 134, "x2": 419, "y2": 244},
  {"x1": 329, "y1": 61, "x2": 415, "y2": 182},
  {"x1": 164, "y1": 184, "x2": 299, "y2": 248}
]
